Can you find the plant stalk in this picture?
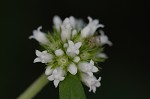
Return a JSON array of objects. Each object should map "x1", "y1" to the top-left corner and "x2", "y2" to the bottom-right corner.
[{"x1": 17, "y1": 73, "x2": 49, "y2": 99}]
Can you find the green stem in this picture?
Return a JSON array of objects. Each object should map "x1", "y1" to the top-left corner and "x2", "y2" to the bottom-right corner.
[{"x1": 17, "y1": 73, "x2": 49, "y2": 99}]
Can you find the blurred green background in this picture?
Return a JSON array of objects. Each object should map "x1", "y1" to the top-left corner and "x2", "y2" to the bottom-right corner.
[{"x1": 0, "y1": 0, "x2": 149, "y2": 99}]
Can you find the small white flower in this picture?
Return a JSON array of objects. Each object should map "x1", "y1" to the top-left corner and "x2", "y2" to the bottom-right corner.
[
  {"x1": 69, "y1": 16, "x2": 84, "y2": 31},
  {"x1": 99, "y1": 30, "x2": 112, "y2": 46},
  {"x1": 61, "y1": 18, "x2": 72, "y2": 42},
  {"x1": 55, "y1": 49, "x2": 64, "y2": 56},
  {"x1": 45, "y1": 66, "x2": 53, "y2": 75},
  {"x1": 53, "y1": 16, "x2": 62, "y2": 32},
  {"x1": 73, "y1": 56, "x2": 80, "y2": 63},
  {"x1": 81, "y1": 17, "x2": 104, "y2": 38},
  {"x1": 48, "y1": 67, "x2": 65, "y2": 87},
  {"x1": 29, "y1": 26, "x2": 49, "y2": 45},
  {"x1": 67, "y1": 40, "x2": 82, "y2": 57},
  {"x1": 68, "y1": 63, "x2": 77, "y2": 75},
  {"x1": 78, "y1": 60, "x2": 98, "y2": 76},
  {"x1": 81, "y1": 73, "x2": 101, "y2": 93},
  {"x1": 34, "y1": 50, "x2": 53, "y2": 63}
]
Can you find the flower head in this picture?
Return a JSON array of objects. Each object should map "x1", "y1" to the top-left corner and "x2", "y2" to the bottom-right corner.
[{"x1": 29, "y1": 15, "x2": 112, "y2": 92}]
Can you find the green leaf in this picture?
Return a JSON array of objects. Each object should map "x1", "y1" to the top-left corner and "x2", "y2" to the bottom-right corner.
[{"x1": 59, "y1": 74, "x2": 86, "y2": 99}]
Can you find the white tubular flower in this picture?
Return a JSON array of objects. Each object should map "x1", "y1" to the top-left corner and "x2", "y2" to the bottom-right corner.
[
  {"x1": 81, "y1": 17, "x2": 104, "y2": 38},
  {"x1": 34, "y1": 50, "x2": 53, "y2": 63},
  {"x1": 48, "y1": 67, "x2": 65, "y2": 87},
  {"x1": 81, "y1": 73, "x2": 101, "y2": 93},
  {"x1": 67, "y1": 40, "x2": 82, "y2": 57},
  {"x1": 78, "y1": 60, "x2": 99, "y2": 76},
  {"x1": 99, "y1": 30, "x2": 112, "y2": 46},
  {"x1": 55, "y1": 49, "x2": 64, "y2": 56},
  {"x1": 53, "y1": 16, "x2": 62, "y2": 32},
  {"x1": 69, "y1": 16, "x2": 76, "y2": 29},
  {"x1": 29, "y1": 26, "x2": 49, "y2": 45},
  {"x1": 61, "y1": 18, "x2": 72, "y2": 42},
  {"x1": 69, "y1": 16, "x2": 84, "y2": 31},
  {"x1": 68, "y1": 63, "x2": 77, "y2": 75},
  {"x1": 45, "y1": 66, "x2": 53, "y2": 75}
]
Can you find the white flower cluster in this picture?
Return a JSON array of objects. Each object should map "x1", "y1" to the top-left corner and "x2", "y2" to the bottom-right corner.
[{"x1": 29, "y1": 16, "x2": 112, "y2": 93}]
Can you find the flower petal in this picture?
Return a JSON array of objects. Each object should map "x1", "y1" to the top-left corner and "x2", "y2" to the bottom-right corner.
[
  {"x1": 81, "y1": 27, "x2": 91, "y2": 38},
  {"x1": 75, "y1": 50, "x2": 79, "y2": 55},
  {"x1": 98, "y1": 77, "x2": 101, "y2": 81},
  {"x1": 78, "y1": 62, "x2": 88, "y2": 72},
  {"x1": 72, "y1": 29, "x2": 77, "y2": 38},
  {"x1": 45, "y1": 66, "x2": 53, "y2": 75},
  {"x1": 35, "y1": 50, "x2": 41, "y2": 56},
  {"x1": 92, "y1": 66, "x2": 99, "y2": 72},
  {"x1": 90, "y1": 60, "x2": 94, "y2": 65},
  {"x1": 52, "y1": 69, "x2": 58, "y2": 75},
  {"x1": 68, "y1": 63, "x2": 77, "y2": 75},
  {"x1": 54, "y1": 80, "x2": 60, "y2": 88},
  {"x1": 33, "y1": 58, "x2": 41, "y2": 63},
  {"x1": 97, "y1": 53, "x2": 108, "y2": 58},
  {"x1": 87, "y1": 72, "x2": 93, "y2": 76},
  {"x1": 47, "y1": 75, "x2": 54, "y2": 81},
  {"x1": 92, "y1": 86, "x2": 96, "y2": 93},
  {"x1": 75, "y1": 42, "x2": 82, "y2": 49},
  {"x1": 95, "y1": 82, "x2": 101, "y2": 87},
  {"x1": 67, "y1": 48, "x2": 71, "y2": 53},
  {"x1": 53, "y1": 16, "x2": 62, "y2": 31},
  {"x1": 68, "y1": 40, "x2": 74, "y2": 47},
  {"x1": 55, "y1": 49, "x2": 64, "y2": 56},
  {"x1": 61, "y1": 18, "x2": 72, "y2": 41},
  {"x1": 69, "y1": 16, "x2": 76, "y2": 28},
  {"x1": 59, "y1": 77, "x2": 65, "y2": 81}
]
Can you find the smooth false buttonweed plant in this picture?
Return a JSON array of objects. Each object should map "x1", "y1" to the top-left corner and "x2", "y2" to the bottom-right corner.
[{"x1": 18, "y1": 16, "x2": 112, "y2": 99}]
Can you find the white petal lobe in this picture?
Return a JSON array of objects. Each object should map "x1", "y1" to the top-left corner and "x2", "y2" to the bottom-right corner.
[
  {"x1": 45, "y1": 66, "x2": 53, "y2": 75},
  {"x1": 68, "y1": 63, "x2": 77, "y2": 75},
  {"x1": 54, "y1": 80, "x2": 60, "y2": 88}
]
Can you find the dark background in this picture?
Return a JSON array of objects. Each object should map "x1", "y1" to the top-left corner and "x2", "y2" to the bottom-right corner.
[{"x1": 0, "y1": 0, "x2": 149, "y2": 99}]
